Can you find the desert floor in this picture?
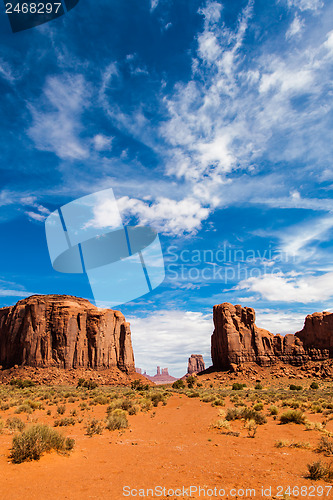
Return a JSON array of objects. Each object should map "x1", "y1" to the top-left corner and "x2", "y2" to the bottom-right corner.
[{"x1": 1, "y1": 377, "x2": 333, "y2": 500}]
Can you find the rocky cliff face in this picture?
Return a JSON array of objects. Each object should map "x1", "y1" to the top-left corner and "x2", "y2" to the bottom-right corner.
[
  {"x1": 187, "y1": 354, "x2": 205, "y2": 375},
  {"x1": 296, "y1": 311, "x2": 333, "y2": 358},
  {"x1": 0, "y1": 295, "x2": 135, "y2": 372},
  {"x1": 211, "y1": 303, "x2": 329, "y2": 370}
]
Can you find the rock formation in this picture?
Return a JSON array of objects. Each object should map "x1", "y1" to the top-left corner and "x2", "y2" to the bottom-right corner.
[
  {"x1": 211, "y1": 303, "x2": 329, "y2": 370},
  {"x1": 296, "y1": 311, "x2": 333, "y2": 358},
  {"x1": 187, "y1": 354, "x2": 205, "y2": 375},
  {"x1": 0, "y1": 295, "x2": 135, "y2": 372},
  {"x1": 144, "y1": 366, "x2": 178, "y2": 385}
]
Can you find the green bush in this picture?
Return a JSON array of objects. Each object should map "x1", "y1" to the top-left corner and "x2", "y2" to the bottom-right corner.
[
  {"x1": 150, "y1": 393, "x2": 165, "y2": 407},
  {"x1": 77, "y1": 379, "x2": 98, "y2": 390},
  {"x1": 232, "y1": 383, "x2": 246, "y2": 391},
  {"x1": 253, "y1": 402, "x2": 264, "y2": 411},
  {"x1": 269, "y1": 405, "x2": 279, "y2": 416},
  {"x1": 289, "y1": 384, "x2": 302, "y2": 391},
  {"x1": 10, "y1": 379, "x2": 35, "y2": 389},
  {"x1": 6, "y1": 417, "x2": 25, "y2": 432},
  {"x1": 172, "y1": 379, "x2": 185, "y2": 390},
  {"x1": 131, "y1": 380, "x2": 149, "y2": 391},
  {"x1": 310, "y1": 382, "x2": 319, "y2": 390},
  {"x1": 225, "y1": 407, "x2": 266, "y2": 425},
  {"x1": 254, "y1": 383, "x2": 263, "y2": 390},
  {"x1": 54, "y1": 417, "x2": 75, "y2": 427},
  {"x1": 85, "y1": 418, "x2": 104, "y2": 437},
  {"x1": 105, "y1": 409, "x2": 128, "y2": 431},
  {"x1": 186, "y1": 376, "x2": 197, "y2": 389},
  {"x1": 10, "y1": 424, "x2": 75, "y2": 463},
  {"x1": 279, "y1": 409, "x2": 305, "y2": 424}
]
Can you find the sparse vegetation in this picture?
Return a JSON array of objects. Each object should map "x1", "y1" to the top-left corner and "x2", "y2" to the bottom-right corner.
[
  {"x1": 307, "y1": 460, "x2": 333, "y2": 481},
  {"x1": 85, "y1": 418, "x2": 104, "y2": 437},
  {"x1": 10, "y1": 424, "x2": 75, "y2": 463},
  {"x1": 172, "y1": 379, "x2": 185, "y2": 390},
  {"x1": 106, "y1": 409, "x2": 128, "y2": 431},
  {"x1": 279, "y1": 410, "x2": 305, "y2": 424}
]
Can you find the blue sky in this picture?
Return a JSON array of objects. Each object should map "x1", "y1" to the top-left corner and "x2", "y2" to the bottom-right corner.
[{"x1": 0, "y1": 0, "x2": 333, "y2": 376}]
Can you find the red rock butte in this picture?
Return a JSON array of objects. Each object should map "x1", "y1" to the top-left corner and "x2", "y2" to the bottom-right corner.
[
  {"x1": 0, "y1": 295, "x2": 135, "y2": 373},
  {"x1": 211, "y1": 302, "x2": 332, "y2": 370}
]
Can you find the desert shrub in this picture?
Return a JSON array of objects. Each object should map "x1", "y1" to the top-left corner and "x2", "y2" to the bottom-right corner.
[
  {"x1": 56, "y1": 405, "x2": 66, "y2": 415},
  {"x1": 139, "y1": 398, "x2": 152, "y2": 411},
  {"x1": 187, "y1": 391, "x2": 200, "y2": 399},
  {"x1": 172, "y1": 379, "x2": 185, "y2": 390},
  {"x1": 316, "y1": 436, "x2": 333, "y2": 456},
  {"x1": 150, "y1": 393, "x2": 165, "y2": 407},
  {"x1": 54, "y1": 417, "x2": 75, "y2": 427},
  {"x1": 275, "y1": 440, "x2": 310, "y2": 449},
  {"x1": 85, "y1": 418, "x2": 104, "y2": 437},
  {"x1": 311, "y1": 403, "x2": 323, "y2": 413},
  {"x1": 131, "y1": 380, "x2": 149, "y2": 391},
  {"x1": 0, "y1": 419, "x2": 4, "y2": 434},
  {"x1": 128, "y1": 405, "x2": 139, "y2": 416},
  {"x1": 10, "y1": 424, "x2": 75, "y2": 463},
  {"x1": 187, "y1": 376, "x2": 197, "y2": 389},
  {"x1": 289, "y1": 384, "x2": 302, "y2": 391},
  {"x1": 225, "y1": 407, "x2": 266, "y2": 425},
  {"x1": 246, "y1": 419, "x2": 257, "y2": 438},
  {"x1": 201, "y1": 394, "x2": 216, "y2": 403},
  {"x1": 254, "y1": 383, "x2": 263, "y2": 390},
  {"x1": 310, "y1": 382, "x2": 319, "y2": 390},
  {"x1": 232, "y1": 383, "x2": 246, "y2": 391},
  {"x1": 213, "y1": 419, "x2": 231, "y2": 431},
  {"x1": 307, "y1": 461, "x2": 333, "y2": 481},
  {"x1": 269, "y1": 405, "x2": 279, "y2": 416},
  {"x1": 77, "y1": 379, "x2": 98, "y2": 390},
  {"x1": 280, "y1": 410, "x2": 305, "y2": 424},
  {"x1": 92, "y1": 395, "x2": 109, "y2": 405},
  {"x1": 0, "y1": 402, "x2": 10, "y2": 411},
  {"x1": 105, "y1": 409, "x2": 128, "y2": 431},
  {"x1": 15, "y1": 404, "x2": 33, "y2": 414},
  {"x1": 70, "y1": 409, "x2": 77, "y2": 417},
  {"x1": 10, "y1": 379, "x2": 35, "y2": 389},
  {"x1": 211, "y1": 398, "x2": 225, "y2": 407},
  {"x1": 6, "y1": 417, "x2": 25, "y2": 432},
  {"x1": 253, "y1": 402, "x2": 264, "y2": 411}
]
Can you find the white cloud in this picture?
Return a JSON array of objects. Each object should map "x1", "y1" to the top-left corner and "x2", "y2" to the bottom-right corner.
[
  {"x1": 129, "y1": 310, "x2": 213, "y2": 377},
  {"x1": 97, "y1": 0, "x2": 333, "y2": 236},
  {"x1": 0, "y1": 58, "x2": 15, "y2": 83},
  {"x1": 25, "y1": 211, "x2": 48, "y2": 222},
  {"x1": 278, "y1": 215, "x2": 333, "y2": 260},
  {"x1": 237, "y1": 271, "x2": 333, "y2": 303},
  {"x1": 150, "y1": 0, "x2": 159, "y2": 11},
  {"x1": 255, "y1": 309, "x2": 306, "y2": 334},
  {"x1": 286, "y1": 0, "x2": 323, "y2": 12},
  {"x1": 93, "y1": 134, "x2": 113, "y2": 151},
  {"x1": 286, "y1": 14, "x2": 305, "y2": 39},
  {"x1": 28, "y1": 74, "x2": 90, "y2": 160},
  {"x1": 117, "y1": 196, "x2": 210, "y2": 235}
]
